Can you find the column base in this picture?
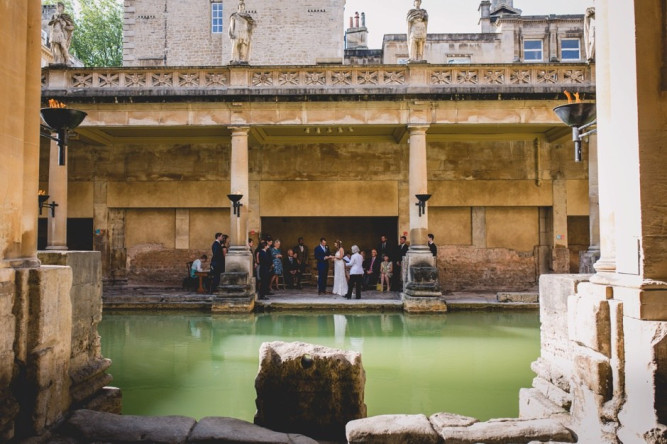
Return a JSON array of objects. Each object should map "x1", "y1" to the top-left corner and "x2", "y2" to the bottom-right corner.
[
  {"x1": 45, "y1": 245, "x2": 68, "y2": 251},
  {"x1": 401, "y1": 293, "x2": 447, "y2": 313},
  {"x1": 401, "y1": 246, "x2": 443, "y2": 312},
  {"x1": 212, "y1": 271, "x2": 256, "y2": 313}
]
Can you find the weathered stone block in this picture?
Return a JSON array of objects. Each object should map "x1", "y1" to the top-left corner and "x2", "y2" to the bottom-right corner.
[
  {"x1": 435, "y1": 418, "x2": 575, "y2": 443},
  {"x1": 80, "y1": 386, "x2": 122, "y2": 414},
  {"x1": 573, "y1": 347, "x2": 612, "y2": 399},
  {"x1": 254, "y1": 341, "x2": 366, "y2": 440},
  {"x1": 567, "y1": 295, "x2": 611, "y2": 357},
  {"x1": 519, "y1": 388, "x2": 569, "y2": 420},
  {"x1": 346, "y1": 414, "x2": 440, "y2": 444},
  {"x1": 189, "y1": 417, "x2": 318, "y2": 444},
  {"x1": 429, "y1": 412, "x2": 478, "y2": 428},
  {"x1": 532, "y1": 376, "x2": 572, "y2": 410},
  {"x1": 402, "y1": 294, "x2": 448, "y2": 313},
  {"x1": 63, "y1": 409, "x2": 196, "y2": 443}
]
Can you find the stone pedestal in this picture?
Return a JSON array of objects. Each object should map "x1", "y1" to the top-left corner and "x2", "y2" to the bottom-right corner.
[
  {"x1": 211, "y1": 268, "x2": 255, "y2": 313},
  {"x1": 401, "y1": 246, "x2": 446, "y2": 313}
]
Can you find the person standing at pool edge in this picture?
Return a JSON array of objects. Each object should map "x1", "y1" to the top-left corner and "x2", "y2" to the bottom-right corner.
[
  {"x1": 210, "y1": 233, "x2": 225, "y2": 293},
  {"x1": 314, "y1": 237, "x2": 332, "y2": 295}
]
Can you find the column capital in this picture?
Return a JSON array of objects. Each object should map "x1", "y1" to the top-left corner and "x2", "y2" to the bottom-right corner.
[
  {"x1": 407, "y1": 124, "x2": 430, "y2": 134},
  {"x1": 228, "y1": 125, "x2": 251, "y2": 135}
]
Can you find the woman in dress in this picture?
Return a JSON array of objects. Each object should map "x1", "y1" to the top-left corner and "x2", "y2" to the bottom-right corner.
[
  {"x1": 332, "y1": 240, "x2": 348, "y2": 296},
  {"x1": 270, "y1": 239, "x2": 283, "y2": 291},
  {"x1": 379, "y1": 253, "x2": 393, "y2": 292}
]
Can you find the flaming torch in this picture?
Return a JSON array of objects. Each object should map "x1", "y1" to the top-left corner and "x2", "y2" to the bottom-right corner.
[
  {"x1": 40, "y1": 100, "x2": 87, "y2": 166},
  {"x1": 553, "y1": 91, "x2": 597, "y2": 162}
]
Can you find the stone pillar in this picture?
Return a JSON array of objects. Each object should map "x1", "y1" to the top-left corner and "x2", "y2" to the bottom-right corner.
[
  {"x1": 551, "y1": 179, "x2": 569, "y2": 273},
  {"x1": 213, "y1": 126, "x2": 254, "y2": 312},
  {"x1": 407, "y1": 125, "x2": 429, "y2": 248},
  {"x1": 46, "y1": 138, "x2": 68, "y2": 250},
  {"x1": 402, "y1": 125, "x2": 445, "y2": 312},
  {"x1": 226, "y1": 126, "x2": 252, "y2": 266},
  {"x1": 579, "y1": 134, "x2": 600, "y2": 273},
  {"x1": 590, "y1": 0, "x2": 616, "y2": 276}
]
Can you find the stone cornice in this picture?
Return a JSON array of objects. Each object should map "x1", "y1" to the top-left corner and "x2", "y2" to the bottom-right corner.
[{"x1": 41, "y1": 63, "x2": 594, "y2": 103}]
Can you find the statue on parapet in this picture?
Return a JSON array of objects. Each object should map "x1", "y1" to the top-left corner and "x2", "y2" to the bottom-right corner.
[
  {"x1": 48, "y1": 1, "x2": 75, "y2": 65},
  {"x1": 584, "y1": 7, "x2": 595, "y2": 63},
  {"x1": 229, "y1": 0, "x2": 255, "y2": 65},
  {"x1": 407, "y1": 0, "x2": 428, "y2": 63}
]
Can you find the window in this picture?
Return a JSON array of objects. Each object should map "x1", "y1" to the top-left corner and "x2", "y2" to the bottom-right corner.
[
  {"x1": 561, "y1": 38, "x2": 581, "y2": 61},
  {"x1": 523, "y1": 40, "x2": 543, "y2": 61},
  {"x1": 211, "y1": 3, "x2": 223, "y2": 33}
]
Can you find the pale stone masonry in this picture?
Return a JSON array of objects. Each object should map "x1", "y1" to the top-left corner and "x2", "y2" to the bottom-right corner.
[{"x1": 124, "y1": 0, "x2": 345, "y2": 66}]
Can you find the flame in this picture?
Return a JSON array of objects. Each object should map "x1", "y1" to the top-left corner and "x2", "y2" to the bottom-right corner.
[
  {"x1": 38, "y1": 189, "x2": 47, "y2": 196},
  {"x1": 563, "y1": 90, "x2": 582, "y2": 104},
  {"x1": 48, "y1": 99, "x2": 66, "y2": 109}
]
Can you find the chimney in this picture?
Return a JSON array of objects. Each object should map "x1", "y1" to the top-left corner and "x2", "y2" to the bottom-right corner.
[
  {"x1": 345, "y1": 11, "x2": 368, "y2": 49},
  {"x1": 479, "y1": 1, "x2": 492, "y2": 33}
]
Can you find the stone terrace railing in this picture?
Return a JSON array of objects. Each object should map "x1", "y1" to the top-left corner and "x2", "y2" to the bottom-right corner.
[{"x1": 41, "y1": 63, "x2": 594, "y2": 98}]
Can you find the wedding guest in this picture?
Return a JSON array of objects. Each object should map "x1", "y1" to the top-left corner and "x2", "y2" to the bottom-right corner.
[
  {"x1": 428, "y1": 233, "x2": 437, "y2": 257},
  {"x1": 270, "y1": 239, "x2": 284, "y2": 291},
  {"x1": 210, "y1": 233, "x2": 225, "y2": 293},
  {"x1": 345, "y1": 245, "x2": 364, "y2": 299},
  {"x1": 363, "y1": 248, "x2": 380, "y2": 290},
  {"x1": 258, "y1": 241, "x2": 272, "y2": 300},
  {"x1": 294, "y1": 237, "x2": 309, "y2": 276},
  {"x1": 379, "y1": 253, "x2": 393, "y2": 292},
  {"x1": 284, "y1": 249, "x2": 301, "y2": 289}
]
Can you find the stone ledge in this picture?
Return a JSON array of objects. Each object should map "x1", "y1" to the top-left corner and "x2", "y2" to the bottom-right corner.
[
  {"x1": 346, "y1": 414, "x2": 440, "y2": 444},
  {"x1": 497, "y1": 292, "x2": 539, "y2": 303}
]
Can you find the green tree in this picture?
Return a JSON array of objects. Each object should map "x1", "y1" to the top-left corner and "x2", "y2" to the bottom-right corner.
[{"x1": 44, "y1": 0, "x2": 123, "y2": 67}]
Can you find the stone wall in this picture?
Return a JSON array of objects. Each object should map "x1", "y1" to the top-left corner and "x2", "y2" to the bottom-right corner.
[
  {"x1": 124, "y1": 0, "x2": 345, "y2": 66},
  {"x1": 42, "y1": 129, "x2": 589, "y2": 289}
]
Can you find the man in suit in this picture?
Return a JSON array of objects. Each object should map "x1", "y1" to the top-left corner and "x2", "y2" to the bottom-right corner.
[
  {"x1": 378, "y1": 234, "x2": 393, "y2": 261},
  {"x1": 210, "y1": 232, "x2": 225, "y2": 293},
  {"x1": 428, "y1": 233, "x2": 437, "y2": 257},
  {"x1": 394, "y1": 235, "x2": 409, "y2": 290},
  {"x1": 314, "y1": 237, "x2": 331, "y2": 295},
  {"x1": 257, "y1": 240, "x2": 273, "y2": 300},
  {"x1": 284, "y1": 248, "x2": 301, "y2": 289},
  {"x1": 293, "y1": 237, "x2": 309, "y2": 276},
  {"x1": 363, "y1": 248, "x2": 380, "y2": 290}
]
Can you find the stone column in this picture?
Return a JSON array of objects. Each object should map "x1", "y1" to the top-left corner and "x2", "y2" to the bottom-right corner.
[
  {"x1": 579, "y1": 134, "x2": 600, "y2": 272},
  {"x1": 46, "y1": 138, "x2": 68, "y2": 250},
  {"x1": 402, "y1": 125, "x2": 445, "y2": 312},
  {"x1": 228, "y1": 126, "x2": 250, "y2": 254},
  {"x1": 214, "y1": 126, "x2": 254, "y2": 311},
  {"x1": 590, "y1": 1, "x2": 616, "y2": 276},
  {"x1": 407, "y1": 125, "x2": 429, "y2": 248}
]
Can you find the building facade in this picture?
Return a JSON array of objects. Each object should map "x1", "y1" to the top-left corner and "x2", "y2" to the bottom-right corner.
[{"x1": 38, "y1": 0, "x2": 594, "y2": 289}]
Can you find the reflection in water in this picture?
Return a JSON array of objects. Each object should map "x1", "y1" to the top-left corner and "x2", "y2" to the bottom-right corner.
[{"x1": 99, "y1": 311, "x2": 539, "y2": 422}]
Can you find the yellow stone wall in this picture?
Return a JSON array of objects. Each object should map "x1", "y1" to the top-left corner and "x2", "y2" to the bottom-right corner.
[{"x1": 45, "y1": 126, "x2": 590, "y2": 289}]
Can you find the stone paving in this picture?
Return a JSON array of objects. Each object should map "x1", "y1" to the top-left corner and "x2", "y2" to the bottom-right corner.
[{"x1": 102, "y1": 283, "x2": 539, "y2": 311}]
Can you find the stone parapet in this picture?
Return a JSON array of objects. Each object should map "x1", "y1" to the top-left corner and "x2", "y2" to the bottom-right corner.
[{"x1": 41, "y1": 63, "x2": 594, "y2": 101}]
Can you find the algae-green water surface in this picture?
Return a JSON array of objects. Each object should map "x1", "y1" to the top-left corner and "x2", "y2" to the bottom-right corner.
[{"x1": 100, "y1": 311, "x2": 540, "y2": 421}]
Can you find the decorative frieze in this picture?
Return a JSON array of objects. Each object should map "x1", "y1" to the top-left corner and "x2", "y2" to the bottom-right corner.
[{"x1": 47, "y1": 64, "x2": 592, "y2": 93}]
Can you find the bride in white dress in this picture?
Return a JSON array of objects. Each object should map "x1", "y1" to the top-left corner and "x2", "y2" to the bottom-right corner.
[{"x1": 332, "y1": 240, "x2": 348, "y2": 296}]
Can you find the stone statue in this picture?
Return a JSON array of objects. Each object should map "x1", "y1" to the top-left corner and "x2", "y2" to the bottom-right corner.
[
  {"x1": 406, "y1": 0, "x2": 428, "y2": 62},
  {"x1": 584, "y1": 7, "x2": 595, "y2": 62},
  {"x1": 229, "y1": 0, "x2": 255, "y2": 64},
  {"x1": 48, "y1": 2, "x2": 75, "y2": 65}
]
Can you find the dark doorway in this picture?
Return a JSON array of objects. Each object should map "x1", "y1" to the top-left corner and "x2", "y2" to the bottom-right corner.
[
  {"x1": 261, "y1": 217, "x2": 398, "y2": 255},
  {"x1": 37, "y1": 218, "x2": 94, "y2": 251}
]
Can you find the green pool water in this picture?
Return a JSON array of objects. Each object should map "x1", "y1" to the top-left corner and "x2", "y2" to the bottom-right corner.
[{"x1": 99, "y1": 310, "x2": 540, "y2": 422}]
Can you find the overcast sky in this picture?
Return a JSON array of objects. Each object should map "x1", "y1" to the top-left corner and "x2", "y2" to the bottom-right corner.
[{"x1": 343, "y1": 0, "x2": 595, "y2": 48}]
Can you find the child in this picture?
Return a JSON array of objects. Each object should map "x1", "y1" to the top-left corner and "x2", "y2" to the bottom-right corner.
[{"x1": 379, "y1": 253, "x2": 393, "y2": 292}]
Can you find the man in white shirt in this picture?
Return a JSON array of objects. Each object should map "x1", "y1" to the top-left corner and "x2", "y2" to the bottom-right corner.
[{"x1": 345, "y1": 245, "x2": 364, "y2": 299}]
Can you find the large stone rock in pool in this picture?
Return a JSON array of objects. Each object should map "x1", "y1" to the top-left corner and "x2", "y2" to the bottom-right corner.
[{"x1": 254, "y1": 341, "x2": 367, "y2": 440}]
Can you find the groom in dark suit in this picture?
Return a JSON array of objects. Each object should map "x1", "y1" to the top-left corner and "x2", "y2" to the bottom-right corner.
[{"x1": 314, "y1": 237, "x2": 331, "y2": 295}]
